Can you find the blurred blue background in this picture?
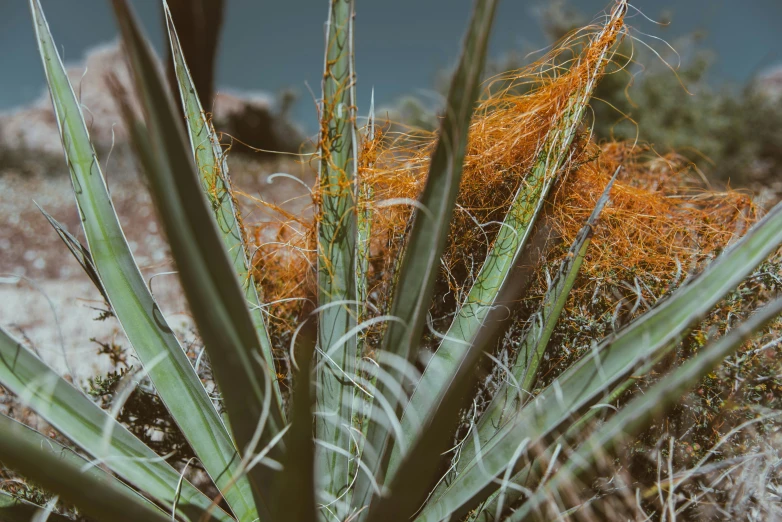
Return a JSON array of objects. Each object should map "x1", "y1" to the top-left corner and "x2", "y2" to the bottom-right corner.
[{"x1": 2, "y1": 0, "x2": 781, "y2": 133}]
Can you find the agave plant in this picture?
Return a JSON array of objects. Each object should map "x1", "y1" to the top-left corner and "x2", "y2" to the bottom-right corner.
[{"x1": 2, "y1": 0, "x2": 782, "y2": 521}]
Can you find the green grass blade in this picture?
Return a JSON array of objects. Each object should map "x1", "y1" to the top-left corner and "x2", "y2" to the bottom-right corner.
[
  {"x1": 315, "y1": 0, "x2": 359, "y2": 512},
  {"x1": 390, "y1": 4, "x2": 625, "y2": 478},
  {"x1": 0, "y1": 415, "x2": 169, "y2": 522},
  {"x1": 0, "y1": 491, "x2": 72, "y2": 522},
  {"x1": 507, "y1": 298, "x2": 782, "y2": 522},
  {"x1": 109, "y1": 1, "x2": 285, "y2": 517},
  {"x1": 416, "y1": 199, "x2": 782, "y2": 521},
  {"x1": 353, "y1": 0, "x2": 499, "y2": 514},
  {"x1": 0, "y1": 328, "x2": 234, "y2": 522},
  {"x1": 29, "y1": 1, "x2": 253, "y2": 518},
  {"x1": 162, "y1": 2, "x2": 284, "y2": 417}
]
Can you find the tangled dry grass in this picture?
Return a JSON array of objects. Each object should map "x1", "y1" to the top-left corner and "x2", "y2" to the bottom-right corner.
[
  {"x1": 244, "y1": 19, "x2": 757, "y2": 358},
  {"x1": 234, "y1": 18, "x2": 782, "y2": 519}
]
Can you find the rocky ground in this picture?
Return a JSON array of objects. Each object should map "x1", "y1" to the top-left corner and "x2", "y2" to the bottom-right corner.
[
  {"x1": 0, "y1": 40, "x2": 313, "y2": 386},
  {"x1": 0, "y1": 152, "x2": 314, "y2": 384}
]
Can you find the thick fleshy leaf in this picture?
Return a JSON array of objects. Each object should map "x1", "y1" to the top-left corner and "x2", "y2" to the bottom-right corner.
[
  {"x1": 390, "y1": 2, "x2": 626, "y2": 478},
  {"x1": 463, "y1": 166, "x2": 620, "y2": 472},
  {"x1": 417, "y1": 200, "x2": 782, "y2": 521},
  {"x1": 367, "y1": 205, "x2": 572, "y2": 522},
  {"x1": 365, "y1": 289, "x2": 502, "y2": 522},
  {"x1": 353, "y1": 0, "x2": 500, "y2": 515},
  {"x1": 162, "y1": 1, "x2": 284, "y2": 416},
  {"x1": 0, "y1": 491, "x2": 72, "y2": 522},
  {"x1": 508, "y1": 298, "x2": 782, "y2": 521},
  {"x1": 357, "y1": 88, "x2": 376, "y2": 318},
  {"x1": 459, "y1": 168, "x2": 621, "y2": 522},
  {"x1": 0, "y1": 415, "x2": 169, "y2": 522},
  {"x1": 0, "y1": 418, "x2": 163, "y2": 521},
  {"x1": 275, "y1": 321, "x2": 318, "y2": 522},
  {"x1": 109, "y1": 1, "x2": 284, "y2": 518},
  {"x1": 0, "y1": 328, "x2": 233, "y2": 522},
  {"x1": 352, "y1": 89, "x2": 375, "y2": 487},
  {"x1": 314, "y1": 0, "x2": 360, "y2": 513},
  {"x1": 516, "y1": 168, "x2": 620, "y2": 392},
  {"x1": 29, "y1": 1, "x2": 253, "y2": 518}
]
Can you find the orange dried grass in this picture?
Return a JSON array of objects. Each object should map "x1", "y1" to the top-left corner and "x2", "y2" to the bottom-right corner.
[
  {"x1": 361, "y1": 15, "x2": 627, "y2": 301},
  {"x1": 241, "y1": 189, "x2": 316, "y2": 336},
  {"x1": 242, "y1": 17, "x2": 757, "y2": 339},
  {"x1": 551, "y1": 141, "x2": 757, "y2": 308}
]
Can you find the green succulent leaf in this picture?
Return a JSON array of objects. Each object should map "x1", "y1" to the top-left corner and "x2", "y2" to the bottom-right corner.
[
  {"x1": 0, "y1": 491, "x2": 73, "y2": 522},
  {"x1": 472, "y1": 346, "x2": 669, "y2": 522},
  {"x1": 365, "y1": 271, "x2": 504, "y2": 522},
  {"x1": 0, "y1": 414, "x2": 169, "y2": 522},
  {"x1": 0, "y1": 417, "x2": 165, "y2": 522},
  {"x1": 29, "y1": 0, "x2": 252, "y2": 518},
  {"x1": 417, "y1": 198, "x2": 782, "y2": 521},
  {"x1": 109, "y1": 0, "x2": 286, "y2": 518},
  {"x1": 315, "y1": 0, "x2": 360, "y2": 513},
  {"x1": 517, "y1": 170, "x2": 618, "y2": 390},
  {"x1": 275, "y1": 321, "x2": 318, "y2": 522},
  {"x1": 508, "y1": 297, "x2": 782, "y2": 522},
  {"x1": 354, "y1": 0, "x2": 500, "y2": 515},
  {"x1": 470, "y1": 170, "x2": 651, "y2": 522},
  {"x1": 353, "y1": 87, "x2": 375, "y2": 462},
  {"x1": 163, "y1": 0, "x2": 284, "y2": 417},
  {"x1": 467, "y1": 168, "x2": 621, "y2": 522},
  {"x1": 0, "y1": 328, "x2": 233, "y2": 522},
  {"x1": 355, "y1": 73, "x2": 375, "y2": 327}
]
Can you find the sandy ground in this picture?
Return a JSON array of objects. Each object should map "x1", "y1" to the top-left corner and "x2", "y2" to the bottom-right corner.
[{"x1": 0, "y1": 154, "x2": 314, "y2": 385}]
